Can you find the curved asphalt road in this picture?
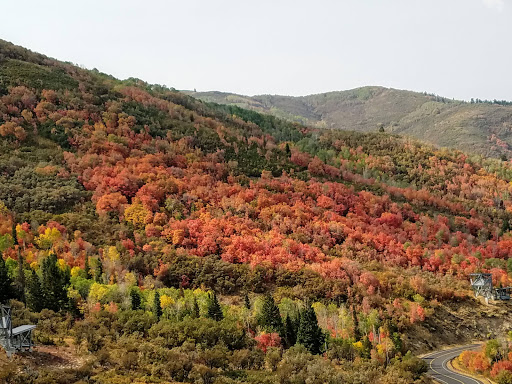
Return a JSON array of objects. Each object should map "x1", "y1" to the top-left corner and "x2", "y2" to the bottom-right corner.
[{"x1": 421, "y1": 344, "x2": 484, "y2": 384}]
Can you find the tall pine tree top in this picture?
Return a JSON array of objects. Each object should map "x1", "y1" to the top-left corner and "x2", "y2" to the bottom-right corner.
[
  {"x1": 84, "y1": 254, "x2": 91, "y2": 280},
  {"x1": 297, "y1": 305, "x2": 324, "y2": 355},
  {"x1": 27, "y1": 268, "x2": 43, "y2": 312},
  {"x1": 259, "y1": 294, "x2": 284, "y2": 336},
  {"x1": 0, "y1": 253, "x2": 14, "y2": 304},
  {"x1": 192, "y1": 297, "x2": 200, "y2": 318},
  {"x1": 153, "y1": 290, "x2": 162, "y2": 319},
  {"x1": 130, "y1": 287, "x2": 141, "y2": 310},
  {"x1": 16, "y1": 251, "x2": 26, "y2": 304},
  {"x1": 207, "y1": 292, "x2": 223, "y2": 321},
  {"x1": 284, "y1": 315, "x2": 298, "y2": 348},
  {"x1": 244, "y1": 293, "x2": 251, "y2": 310},
  {"x1": 41, "y1": 252, "x2": 70, "y2": 312}
]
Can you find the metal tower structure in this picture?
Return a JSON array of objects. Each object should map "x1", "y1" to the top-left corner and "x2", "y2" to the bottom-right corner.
[
  {"x1": 469, "y1": 273, "x2": 493, "y2": 300},
  {"x1": 469, "y1": 273, "x2": 512, "y2": 303},
  {"x1": 0, "y1": 305, "x2": 36, "y2": 357}
]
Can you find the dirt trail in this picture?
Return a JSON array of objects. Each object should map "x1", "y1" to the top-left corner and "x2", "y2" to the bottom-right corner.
[{"x1": 0, "y1": 340, "x2": 86, "y2": 376}]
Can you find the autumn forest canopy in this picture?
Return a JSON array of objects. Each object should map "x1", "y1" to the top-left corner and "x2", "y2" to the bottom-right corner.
[{"x1": 2, "y1": 39, "x2": 512, "y2": 384}]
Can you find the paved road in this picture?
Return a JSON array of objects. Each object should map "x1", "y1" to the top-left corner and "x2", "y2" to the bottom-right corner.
[{"x1": 421, "y1": 344, "x2": 484, "y2": 384}]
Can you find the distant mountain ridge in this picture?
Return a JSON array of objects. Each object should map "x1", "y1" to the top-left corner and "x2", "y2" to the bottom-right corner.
[{"x1": 187, "y1": 87, "x2": 512, "y2": 158}]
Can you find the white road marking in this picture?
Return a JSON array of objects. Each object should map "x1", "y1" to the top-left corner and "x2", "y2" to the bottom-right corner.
[{"x1": 423, "y1": 345, "x2": 483, "y2": 384}]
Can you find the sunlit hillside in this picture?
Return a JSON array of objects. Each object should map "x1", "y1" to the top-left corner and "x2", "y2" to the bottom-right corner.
[{"x1": 2, "y1": 39, "x2": 512, "y2": 383}]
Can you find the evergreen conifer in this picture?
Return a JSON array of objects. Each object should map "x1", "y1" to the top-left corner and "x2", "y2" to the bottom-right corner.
[
  {"x1": 16, "y1": 251, "x2": 26, "y2": 304},
  {"x1": 130, "y1": 288, "x2": 141, "y2": 310},
  {"x1": 296, "y1": 305, "x2": 324, "y2": 354},
  {"x1": 207, "y1": 292, "x2": 223, "y2": 321},
  {"x1": 93, "y1": 258, "x2": 103, "y2": 283},
  {"x1": 244, "y1": 293, "x2": 251, "y2": 310},
  {"x1": 0, "y1": 253, "x2": 13, "y2": 304},
  {"x1": 192, "y1": 297, "x2": 200, "y2": 318},
  {"x1": 284, "y1": 315, "x2": 297, "y2": 347},
  {"x1": 153, "y1": 290, "x2": 162, "y2": 319},
  {"x1": 84, "y1": 254, "x2": 91, "y2": 279},
  {"x1": 41, "y1": 253, "x2": 69, "y2": 312},
  {"x1": 259, "y1": 294, "x2": 284, "y2": 335},
  {"x1": 27, "y1": 268, "x2": 43, "y2": 312}
]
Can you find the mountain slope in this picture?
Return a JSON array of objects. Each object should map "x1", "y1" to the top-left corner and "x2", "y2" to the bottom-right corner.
[
  {"x1": 3, "y1": 39, "x2": 512, "y2": 383},
  {"x1": 188, "y1": 87, "x2": 512, "y2": 158}
]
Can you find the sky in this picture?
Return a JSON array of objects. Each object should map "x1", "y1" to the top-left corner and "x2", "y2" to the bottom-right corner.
[{"x1": 1, "y1": 0, "x2": 511, "y2": 100}]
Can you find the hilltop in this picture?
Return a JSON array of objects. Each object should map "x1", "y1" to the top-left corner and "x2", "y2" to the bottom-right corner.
[
  {"x1": 188, "y1": 87, "x2": 512, "y2": 158},
  {"x1": 2, "y1": 38, "x2": 512, "y2": 383}
]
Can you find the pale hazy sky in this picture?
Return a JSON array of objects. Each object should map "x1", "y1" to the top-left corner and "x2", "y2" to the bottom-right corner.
[{"x1": 1, "y1": 0, "x2": 511, "y2": 100}]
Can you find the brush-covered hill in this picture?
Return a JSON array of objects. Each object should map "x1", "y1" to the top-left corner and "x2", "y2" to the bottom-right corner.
[
  {"x1": 2, "y1": 39, "x2": 512, "y2": 383},
  {"x1": 188, "y1": 87, "x2": 512, "y2": 159}
]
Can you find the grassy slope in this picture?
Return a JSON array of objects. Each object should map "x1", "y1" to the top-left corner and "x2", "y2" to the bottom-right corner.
[{"x1": 188, "y1": 87, "x2": 512, "y2": 158}]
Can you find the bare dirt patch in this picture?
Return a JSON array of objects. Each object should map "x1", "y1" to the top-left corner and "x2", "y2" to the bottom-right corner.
[
  {"x1": 0, "y1": 339, "x2": 87, "y2": 375},
  {"x1": 406, "y1": 298, "x2": 512, "y2": 355}
]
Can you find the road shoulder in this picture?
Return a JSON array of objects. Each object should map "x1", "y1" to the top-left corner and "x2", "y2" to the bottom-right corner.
[{"x1": 449, "y1": 356, "x2": 495, "y2": 384}]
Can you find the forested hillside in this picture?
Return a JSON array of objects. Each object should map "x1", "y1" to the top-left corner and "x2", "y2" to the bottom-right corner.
[
  {"x1": 189, "y1": 87, "x2": 512, "y2": 159},
  {"x1": 2, "y1": 39, "x2": 512, "y2": 383}
]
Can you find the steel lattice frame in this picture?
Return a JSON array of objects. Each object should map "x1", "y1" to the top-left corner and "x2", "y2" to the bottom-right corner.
[
  {"x1": 0, "y1": 304, "x2": 36, "y2": 357},
  {"x1": 11, "y1": 328, "x2": 35, "y2": 350},
  {"x1": 469, "y1": 273, "x2": 512, "y2": 303},
  {"x1": 469, "y1": 273, "x2": 493, "y2": 301},
  {"x1": 0, "y1": 305, "x2": 13, "y2": 356}
]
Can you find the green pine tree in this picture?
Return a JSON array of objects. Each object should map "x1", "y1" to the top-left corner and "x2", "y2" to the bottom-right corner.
[
  {"x1": 130, "y1": 288, "x2": 141, "y2": 310},
  {"x1": 297, "y1": 305, "x2": 325, "y2": 354},
  {"x1": 284, "y1": 315, "x2": 297, "y2": 348},
  {"x1": 11, "y1": 222, "x2": 17, "y2": 245},
  {"x1": 26, "y1": 268, "x2": 43, "y2": 312},
  {"x1": 0, "y1": 253, "x2": 14, "y2": 304},
  {"x1": 285, "y1": 143, "x2": 291, "y2": 157},
  {"x1": 84, "y1": 254, "x2": 91, "y2": 279},
  {"x1": 207, "y1": 292, "x2": 223, "y2": 321},
  {"x1": 258, "y1": 294, "x2": 284, "y2": 335},
  {"x1": 501, "y1": 216, "x2": 511, "y2": 235},
  {"x1": 17, "y1": 251, "x2": 26, "y2": 304},
  {"x1": 93, "y1": 257, "x2": 103, "y2": 283},
  {"x1": 153, "y1": 290, "x2": 162, "y2": 319},
  {"x1": 244, "y1": 293, "x2": 251, "y2": 310},
  {"x1": 41, "y1": 253, "x2": 69, "y2": 312},
  {"x1": 192, "y1": 297, "x2": 200, "y2": 318}
]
